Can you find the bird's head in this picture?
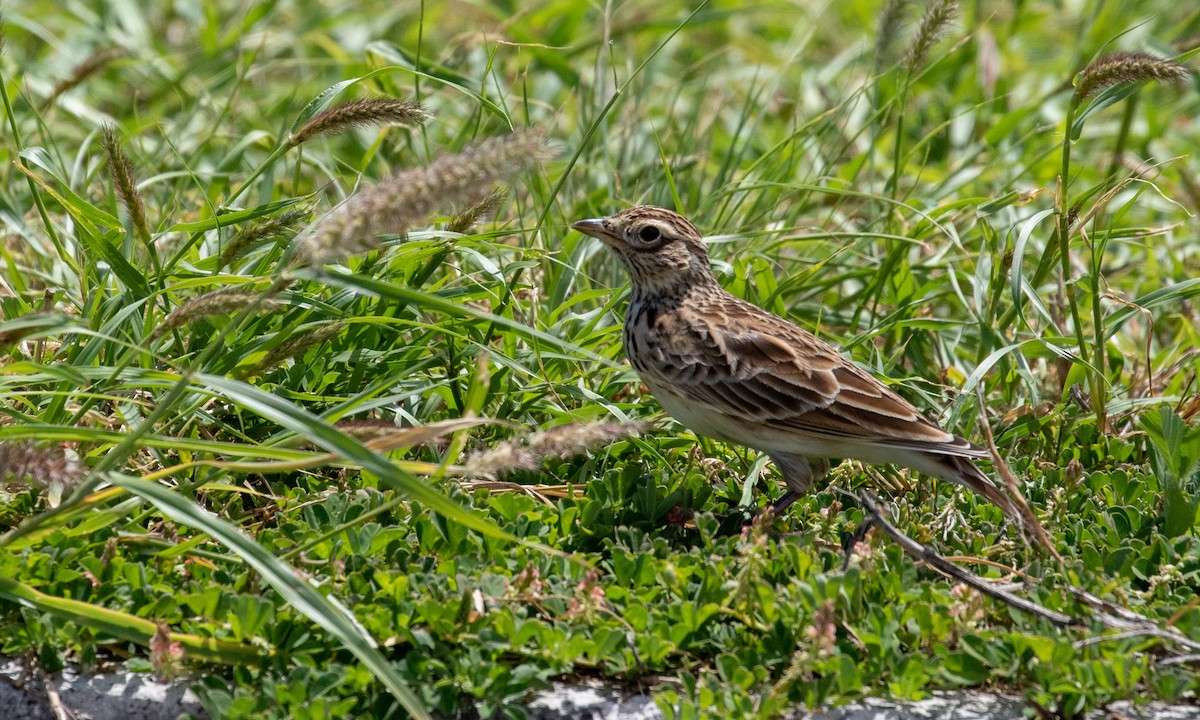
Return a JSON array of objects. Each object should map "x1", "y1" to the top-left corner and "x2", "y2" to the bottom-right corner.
[{"x1": 571, "y1": 206, "x2": 713, "y2": 291}]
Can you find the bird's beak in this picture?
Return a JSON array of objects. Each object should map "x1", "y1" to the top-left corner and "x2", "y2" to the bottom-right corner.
[{"x1": 571, "y1": 218, "x2": 619, "y2": 245}]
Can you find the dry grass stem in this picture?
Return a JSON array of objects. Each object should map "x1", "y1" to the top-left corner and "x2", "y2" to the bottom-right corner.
[
  {"x1": 457, "y1": 480, "x2": 563, "y2": 506},
  {"x1": 446, "y1": 188, "x2": 509, "y2": 233},
  {"x1": 1073, "y1": 51, "x2": 1189, "y2": 104},
  {"x1": 286, "y1": 98, "x2": 430, "y2": 149},
  {"x1": 857, "y1": 490, "x2": 1078, "y2": 626},
  {"x1": 975, "y1": 384, "x2": 1062, "y2": 559},
  {"x1": 100, "y1": 125, "x2": 152, "y2": 243},
  {"x1": 45, "y1": 47, "x2": 125, "y2": 107},
  {"x1": 151, "y1": 289, "x2": 280, "y2": 341},
  {"x1": 904, "y1": 0, "x2": 958, "y2": 76},
  {"x1": 463, "y1": 421, "x2": 645, "y2": 477},
  {"x1": 456, "y1": 482, "x2": 579, "y2": 499},
  {"x1": 299, "y1": 131, "x2": 553, "y2": 263},
  {"x1": 220, "y1": 208, "x2": 310, "y2": 268}
]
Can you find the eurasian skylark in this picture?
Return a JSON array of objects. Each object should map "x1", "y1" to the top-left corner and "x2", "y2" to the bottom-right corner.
[{"x1": 572, "y1": 205, "x2": 1023, "y2": 523}]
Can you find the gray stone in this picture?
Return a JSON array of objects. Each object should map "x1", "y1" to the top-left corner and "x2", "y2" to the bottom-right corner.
[
  {"x1": 520, "y1": 684, "x2": 1200, "y2": 720},
  {"x1": 526, "y1": 681, "x2": 662, "y2": 720},
  {"x1": 3, "y1": 662, "x2": 1198, "y2": 720},
  {"x1": 797, "y1": 691, "x2": 1028, "y2": 719},
  {"x1": 0, "y1": 660, "x2": 206, "y2": 720}
]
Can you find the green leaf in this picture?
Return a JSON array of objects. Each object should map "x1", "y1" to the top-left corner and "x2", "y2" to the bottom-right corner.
[
  {"x1": 364, "y1": 41, "x2": 512, "y2": 125},
  {"x1": 84, "y1": 227, "x2": 152, "y2": 297},
  {"x1": 315, "y1": 268, "x2": 617, "y2": 367},
  {"x1": 1141, "y1": 405, "x2": 1200, "y2": 537},
  {"x1": 111, "y1": 476, "x2": 431, "y2": 720},
  {"x1": 166, "y1": 197, "x2": 307, "y2": 233},
  {"x1": 0, "y1": 575, "x2": 260, "y2": 664},
  {"x1": 1105, "y1": 277, "x2": 1200, "y2": 340},
  {"x1": 197, "y1": 373, "x2": 521, "y2": 544},
  {"x1": 1009, "y1": 208, "x2": 1058, "y2": 328},
  {"x1": 19, "y1": 147, "x2": 122, "y2": 227},
  {"x1": 1071, "y1": 83, "x2": 1141, "y2": 139},
  {"x1": 0, "y1": 314, "x2": 78, "y2": 345}
]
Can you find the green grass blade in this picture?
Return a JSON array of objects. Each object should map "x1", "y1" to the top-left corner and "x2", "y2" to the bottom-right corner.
[{"x1": 110, "y1": 476, "x2": 431, "y2": 720}]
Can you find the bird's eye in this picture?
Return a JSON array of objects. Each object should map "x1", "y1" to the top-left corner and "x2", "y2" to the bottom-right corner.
[{"x1": 637, "y1": 225, "x2": 661, "y2": 243}]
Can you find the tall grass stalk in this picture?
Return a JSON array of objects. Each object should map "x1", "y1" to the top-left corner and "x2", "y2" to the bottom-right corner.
[
  {"x1": 888, "y1": 0, "x2": 958, "y2": 208},
  {"x1": 1059, "y1": 51, "x2": 1188, "y2": 430}
]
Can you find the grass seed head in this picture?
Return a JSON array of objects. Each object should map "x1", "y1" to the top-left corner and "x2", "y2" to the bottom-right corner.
[
  {"x1": 251, "y1": 320, "x2": 347, "y2": 374},
  {"x1": 219, "y1": 208, "x2": 311, "y2": 268},
  {"x1": 0, "y1": 441, "x2": 84, "y2": 490},
  {"x1": 445, "y1": 187, "x2": 509, "y2": 233},
  {"x1": 299, "y1": 130, "x2": 553, "y2": 264},
  {"x1": 286, "y1": 98, "x2": 431, "y2": 149},
  {"x1": 151, "y1": 288, "x2": 279, "y2": 340},
  {"x1": 100, "y1": 124, "x2": 152, "y2": 243},
  {"x1": 874, "y1": 0, "x2": 913, "y2": 73},
  {"x1": 1073, "y1": 51, "x2": 1189, "y2": 104},
  {"x1": 904, "y1": 0, "x2": 958, "y2": 76},
  {"x1": 45, "y1": 47, "x2": 125, "y2": 107},
  {"x1": 463, "y1": 421, "x2": 644, "y2": 477}
]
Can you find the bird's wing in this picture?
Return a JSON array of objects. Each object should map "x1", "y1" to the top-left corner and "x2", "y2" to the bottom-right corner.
[{"x1": 647, "y1": 297, "x2": 985, "y2": 458}]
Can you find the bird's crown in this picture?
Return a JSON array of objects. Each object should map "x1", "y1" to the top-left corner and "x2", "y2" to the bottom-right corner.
[{"x1": 572, "y1": 206, "x2": 707, "y2": 258}]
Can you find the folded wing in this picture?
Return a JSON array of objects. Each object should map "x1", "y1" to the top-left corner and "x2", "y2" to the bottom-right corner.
[{"x1": 647, "y1": 297, "x2": 985, "y2": 459}]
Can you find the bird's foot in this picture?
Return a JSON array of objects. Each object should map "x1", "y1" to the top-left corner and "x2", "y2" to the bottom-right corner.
[
  {"x1": 716, "y1": 505, "x2": 758, "y2": 535},
  {"x1": 769, "y1": 491, "x2": 801, "y2": 516},
  {"x1": 716, "y1": 491, "x2": 800, "y2": 536},
  {"x1": 840, "y1": 516, "x2": 874, "y2": 571},
  {"x1": 713, "y1": 489, "x2": 807, "y2": 536}
]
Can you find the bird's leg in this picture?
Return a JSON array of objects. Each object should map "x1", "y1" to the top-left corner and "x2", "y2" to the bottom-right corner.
[
  {"x1": 722, "y1": 453, "x2": 815, "y2": 534},
  {"x1": 763, "y1": 453, "x2": 826, "y2": 519},
  {"x1": 769, "y1": 491, "x2": 801, "y2": 515},
  {"x1": 815, "y1": 487, "x2": 873, "y2": 569},
  {"x1": 841, "y1": 515, "x2": 873, "y2": 571}
]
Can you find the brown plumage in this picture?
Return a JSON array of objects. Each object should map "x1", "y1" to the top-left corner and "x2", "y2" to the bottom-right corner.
[{"x1": 572, "y1": 205, "x2": 1029, "y2": 527}]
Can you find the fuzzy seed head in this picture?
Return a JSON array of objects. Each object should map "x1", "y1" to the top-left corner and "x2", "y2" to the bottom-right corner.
[
  {"x1": 101, "y1": 124, "x2": 152, "y2": 243},
  {"x1": 299, "y1": 131, "x2": 553, "y2": 264},
  {"x1": 463, "y1": 421, "x2": 644, "y2": 477},
  {"x1": 219, "y1": 208, "x2": 310, "y2": 268},
  {"x1": 286, "y1": 98, "x2": 431, "y2": 149},
  {"x1": 1073, "y1": 51, "x2": 1190, "y2": 104},
  {"x1": 250, "y1": 320, "x2": 347, "y2": 374},
  {"x1": 904, "y1": 0, "x2": 958, "y2": 76},
  {"x1": 446, "y1": 188, "x2": 509, "y2": 234},
  {"x1": 0, "y1": 441, "x2": 85, "y2": 490},
  {"x1": 874, "y1": 0, "x2": 913, "y2": 73},
  {"x1": 151, "y1": 289, "x2": 279, "y2": 340},
  {"x1": 46, "y1": 47, "x2": 125, "y2": 106}
]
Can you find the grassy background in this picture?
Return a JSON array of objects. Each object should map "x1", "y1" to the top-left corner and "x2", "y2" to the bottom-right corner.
[{"x1": 1, "y1": 0, "x2": 1199, "y2": 718}]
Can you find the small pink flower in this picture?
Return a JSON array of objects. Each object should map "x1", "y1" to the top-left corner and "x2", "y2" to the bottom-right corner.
[{"x1": 149, "y1": 622, "x2": 185, "y2": 681}]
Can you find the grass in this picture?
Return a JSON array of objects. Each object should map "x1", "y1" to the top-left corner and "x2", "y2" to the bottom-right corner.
[{"x1": 1, "y1": 1, "x2": 1199, "y2": 718}]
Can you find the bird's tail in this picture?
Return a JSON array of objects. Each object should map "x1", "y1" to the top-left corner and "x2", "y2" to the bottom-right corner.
[
  {"x1": 941, "y1": 455, "x2": 1059, "y2": 557},
  {"x1": 949, "y1": 455, "x2": 1019, "y2": 516}
]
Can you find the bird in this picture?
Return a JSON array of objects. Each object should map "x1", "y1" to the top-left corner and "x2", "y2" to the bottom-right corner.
[{"x1": 571, "y1": 205, "x2": 1027, "y2": 526}]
